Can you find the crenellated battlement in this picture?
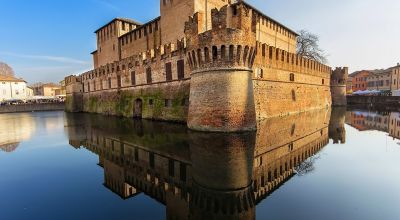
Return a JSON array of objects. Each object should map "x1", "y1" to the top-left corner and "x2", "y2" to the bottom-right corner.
[
  {"x1": 331, "y1": 67, "x2": 348, "y2": 86},
  {"x1": 79, "y1": 38, "x2": 188, "y2": 88},
  {"x1": 184, "y1": 4, "x2": 257, "y2": 72}
]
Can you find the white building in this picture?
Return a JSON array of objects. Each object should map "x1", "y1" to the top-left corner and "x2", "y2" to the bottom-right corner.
[{"x1": 0, "y1": 75, "x2": 31, "y2": 101}]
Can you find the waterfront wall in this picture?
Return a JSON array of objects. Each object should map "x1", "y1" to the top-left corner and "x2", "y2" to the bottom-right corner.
[
  {"x1": 81, "y1": 80, "x2": 190, "y2": 121},
  {"x1": 0, "y1": 103, "x2": 64, "y2": 113}
]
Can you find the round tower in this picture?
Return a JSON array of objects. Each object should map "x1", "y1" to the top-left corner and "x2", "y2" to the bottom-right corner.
[
  {"x1": 184, "y1": 5, "x2": 257, "y2": 132},
  {"x1": 331, "y1": 67, "x2": 348, "y2": 106}
]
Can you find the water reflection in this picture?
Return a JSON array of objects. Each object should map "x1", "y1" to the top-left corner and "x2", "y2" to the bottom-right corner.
[
  {"x1": 0, "y1": 113, "x2": 36, "y2": 152},
  {"x1": 345, "y1": 109, "x2": 400, "y2": 139},
  {"x1": 65, "y1": 108, "x2": 346, "y2": 219}
]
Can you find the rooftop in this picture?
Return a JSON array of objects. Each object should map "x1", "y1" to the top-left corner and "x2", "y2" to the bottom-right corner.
[{"x1": 0, "y1": 75, "x2": 26, "y2": 83}]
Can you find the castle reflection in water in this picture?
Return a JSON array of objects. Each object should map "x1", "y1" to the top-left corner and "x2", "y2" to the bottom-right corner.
[{"x1": 65, "y1": 108, "x2": 346, "y2": 220}]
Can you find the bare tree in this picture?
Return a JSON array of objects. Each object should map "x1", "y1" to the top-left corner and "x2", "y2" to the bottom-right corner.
[
  {"x1": 297, "y1": 30, "x2": 327, "y2": 64},
  {"x1": 0, "y1": 62, "x2": 15, "y2": 76}
]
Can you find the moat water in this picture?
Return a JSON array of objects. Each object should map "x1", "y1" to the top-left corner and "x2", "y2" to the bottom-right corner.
[{"x1": 0, "y1": 109, "x2": 400, "y2": 220}]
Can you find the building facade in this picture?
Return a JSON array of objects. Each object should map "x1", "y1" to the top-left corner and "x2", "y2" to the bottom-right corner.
[
  {"x1": 32, "y1": 83, "x2": 62, "y2": 97},
  {"x1": 350, "y1": 70, "x2": 370, "y2": 92},
  {"x1": 367, "y1": 70, "x2": 392, "y2": 91},
  {"x1": 65, "y1": 0, "x2": 347, "y2": 132},
  {"x1": 0, "y1": 75, "x2": 30, "y2": 101}
]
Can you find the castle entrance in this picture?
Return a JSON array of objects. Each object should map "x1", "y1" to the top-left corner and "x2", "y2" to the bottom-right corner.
[{"x1": 134, "y1": 99, "x2": 143, "y2": 118}]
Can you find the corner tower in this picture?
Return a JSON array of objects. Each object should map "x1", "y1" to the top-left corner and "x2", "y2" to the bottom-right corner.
[
  {"x1": 331, "y1": 67, "x2": 348, "y2": 106},
  {"x1": 185, "y1": 5, "x2": 257, "y2": 132}
]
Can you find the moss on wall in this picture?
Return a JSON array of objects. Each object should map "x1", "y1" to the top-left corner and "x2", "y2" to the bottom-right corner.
[{"x1": 82, "y1": 81, "x2": 190, "y2": 122}]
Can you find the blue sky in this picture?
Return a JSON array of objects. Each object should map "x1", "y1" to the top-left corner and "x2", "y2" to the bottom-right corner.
[{"x1": 0, "y1": 0, "x2": 399, "y2": 84}]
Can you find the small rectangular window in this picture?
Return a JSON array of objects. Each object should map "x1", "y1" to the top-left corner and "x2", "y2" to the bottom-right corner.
[
  {"x1": 165, "y1": 99, "x2": 172, "y2": 107},
  {"x1": 146, "y1": 67, "x2": 152, "y2": 83},
  {"x1": 165, "y1": 62, "x2": 172, "y2": 81},
  {"x1": 177, "y1": 60, "x2": 184, "y2": 79}
]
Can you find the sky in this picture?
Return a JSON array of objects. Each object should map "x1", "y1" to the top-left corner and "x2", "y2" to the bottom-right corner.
[{"x1": 0, "y1": 0, "x2": 399, "y2": 84}]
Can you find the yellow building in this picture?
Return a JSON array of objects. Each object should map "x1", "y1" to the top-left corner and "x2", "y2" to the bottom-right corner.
[{"x1": 32, "y1": 83, "x2": 62, "y2": 97}]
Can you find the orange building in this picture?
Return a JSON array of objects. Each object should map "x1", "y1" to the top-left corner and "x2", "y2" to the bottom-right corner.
[{"x1": 350, "y1": 70, "x2": 371, "y2": 92}]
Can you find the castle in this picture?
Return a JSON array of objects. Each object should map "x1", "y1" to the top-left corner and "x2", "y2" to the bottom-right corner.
[{"x1": 65, "y1": 0, "x2": 348, "y2": 132}]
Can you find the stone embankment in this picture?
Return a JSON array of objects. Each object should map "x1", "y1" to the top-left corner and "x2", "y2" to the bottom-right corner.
[{"x1": 0, "y1": 103, "x2": 65, "y2": 113}]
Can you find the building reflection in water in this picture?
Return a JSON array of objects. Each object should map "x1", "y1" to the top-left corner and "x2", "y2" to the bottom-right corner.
[
  {"x1": 65, "y1": 108, "x2": 346, "y2": 220},
  {"x1": 0, "y1": 113, "x2": 36, "y2": 153},
  {"x1": 345, "y1": 109, "x2": 400, "y2": 140}
]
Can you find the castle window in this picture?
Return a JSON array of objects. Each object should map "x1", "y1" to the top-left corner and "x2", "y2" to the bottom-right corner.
[
  {"x1": 177, "y1": 60, "x2": 185, "y2": 80},
  {"x1": 149, "y1": 99, "x2": 153, "y2": 106},
  {"x1": 146, "y1": 67, "x2": 152, "y2": 83},
  {"x1": 290, "y1": 73, "x2": 295, "y2": 81},
  {"x1": 117, "y1": 76, "x2": 121, "y2": 88},
  {"x1": 122, "y1": 22, "x2": 126, "y2": 31},
  {"x1": 155, "y1": 21, "x2": 158, "y2": 31},
  {"x1": 256, "y1": 68, "x2": 263, "y2": 78},
  {"x1": 233, "y1": 6, "x2": 238, "y2": 16},
  {"x1": 164, "y1": 99, "x2": 172, "y2": 107},
  {"x1": 212, "y1": 46, "x2": 218, "y2": 61},
  {"x1": 322, "y1": 79, "x2": 325, "y2": 85},
  {"x1": 181, "y1": 98, "x2": 189, "y2": 106},
  {"x1": 149, "y1": 24, "x2": 152, "y2": 34},
  {"x1": 108, "y1": 78, "x2": 112, "y2": 89},
  {"x1": 165, "y1": 62, "x2": 172, "y2": 81},
  {"x1": 131, "y1": 71, "x2": 136, "y2": 86}
]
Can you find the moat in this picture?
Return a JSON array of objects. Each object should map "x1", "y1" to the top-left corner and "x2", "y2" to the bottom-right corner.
[{"x1": 1, "y1": 109, "x2": 400, "y2": 220}]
